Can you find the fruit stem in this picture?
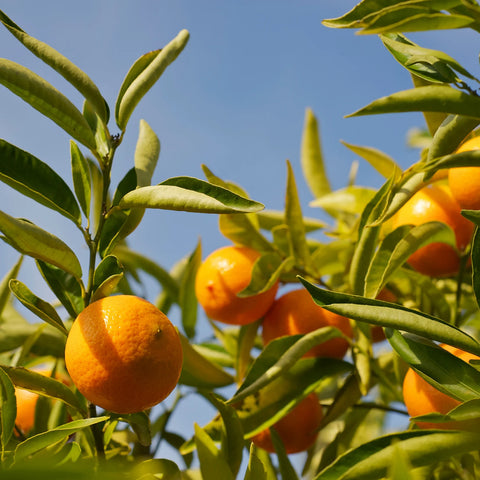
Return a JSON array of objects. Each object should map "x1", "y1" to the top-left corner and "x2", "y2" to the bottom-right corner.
[{"x1": 88, "y1": 402, "x2": 105, "y2": 458}]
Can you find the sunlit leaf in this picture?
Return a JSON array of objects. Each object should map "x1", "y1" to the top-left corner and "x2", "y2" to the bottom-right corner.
[
  {"x1": 244, "y1": 443, "x2": 268, "y2": 480},
  {"x1": 91, "y1": 255, "x2": 124, "y2": 302},
  {"x1": 83, "y1": 100, "x2": 111, "y2": 159},
  {"x1": 0, "y1": 256, "x2": 22, "y2": 315},
  {"x1": 257, "y1": 209, "x2": 326, "y2": 232},
  {"x1": 70, "y1": 141, "x2": 91, "y2": 219},
  {"x1": 116, "y1": 30, "x2": 190, "y2": 130},
  {"x1": 0, "y1": 366, "x2": 16, "y2": 453},
  {"x1": 310, "y1": 186, "x2": 376, "y2": 215},
  {"x1": 0, "y1": 139, "x2": 81, "y2": 224},
  {"x1": 0, "y1": 59, "x2": 95, "y2": 149},
  {"x1": 0, "y1": 211, "x2": 82, "y2": 279}
]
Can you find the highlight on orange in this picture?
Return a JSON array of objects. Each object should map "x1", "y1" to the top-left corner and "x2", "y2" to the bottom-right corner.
[
  {"x1": 261, "y1": 288, "x2": 352, "y2": 358},
  {"x1": 195, "y1": 245, "x2": 279, "y2": 326},
  {"x1": 391, "y1": 183, "x2": 474, "y2": 277},
  {"x1": 251, "y1": 393, "x2": 323, "y2": 454},
  {"x1": 402, "y1": 344, "x2": 480, "y2": 430}
]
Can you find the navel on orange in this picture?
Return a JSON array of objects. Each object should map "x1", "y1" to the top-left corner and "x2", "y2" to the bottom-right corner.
[{"x1": 65, "y1": 295, "x2": 183, "y2": 414}]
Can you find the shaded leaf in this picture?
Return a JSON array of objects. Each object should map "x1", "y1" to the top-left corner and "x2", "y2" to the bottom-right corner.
[
  {"x1": 91, "y1": 255, "x2": 124, "y2": 302},
  {"x1": 112, "y1": 412, "x2": 151, "y2": 447},
  {"x1": 0, "y1": 256, "x2": 22, "y2": 315},
  {"x1": 70, "y1": 141, "x2": 91, "y2": 218},
  {"x1": 257, "y1": 209, "x2": 326, "y2": 232},
  {"x1": 0, "y1": 366, "x2": 16, "y2": 453},
  {"x1": 244, "y1": 443, "x2": 268, "y2": 480}
]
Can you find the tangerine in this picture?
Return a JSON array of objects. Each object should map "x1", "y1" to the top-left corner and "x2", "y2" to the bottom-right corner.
[
  {"x1": 65, "y1": 295, "x2": 183, "y2": 414},
  {"x1": 261, "y1": 288, "x2": 352, "y2": 358},
  {"x1": 195, "y1": 245, "x2": 279, "y2": 325},
  {"x1": 448, "y1": 134, "x2": 480, "y2": 210},
  {"x1": 402, "y1": 344, "x2": 480, "y2": 429},
  {"x1": 251, "y1": 393, "x2": 322, "y2": 454},
  {"x1": 391, "y1": 183, "x2": 474, "y2": 277}
]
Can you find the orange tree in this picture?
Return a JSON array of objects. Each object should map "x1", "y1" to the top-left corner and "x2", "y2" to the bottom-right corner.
[{"x1": 2, "y1": 2, "x2": 480, "y2": 479}]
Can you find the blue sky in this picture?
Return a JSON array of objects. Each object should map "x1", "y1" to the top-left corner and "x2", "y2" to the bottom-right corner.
[{"x1": 1, "y1": 0, "x2": 479, "y2": 465}]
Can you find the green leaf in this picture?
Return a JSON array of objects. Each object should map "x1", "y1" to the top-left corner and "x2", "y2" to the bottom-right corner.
[
  {"x1": 179, "y1": 241, "x2": 202, "y2": 338},
  {"x1": 0, "y1": 211, "x2": 82, "y2": 279},
  {"x1": 112, "y1": 412, "x2": 151, "y2": 447},
  {"x1": 14, "y1": 417, "x2": 108, "y2": 462},
  {"x1": 285, "y1": 160, "x2": 309, "y2": 266},
  {"x1": 194, "y1": 423, "x2": 235, "y2": 480},
  {"x1": 270, "y1": 428, "x2": 300, "y2": 480},
  {"x1": 179, "y1": 334, "x2": 234, "y2": 389},
  {"x1": 299, "y1": 278, "x2": 480, "y2": 357},
  {"x1": 91, "y1": 255, "x2": 124, "y2": 302},
  {"x1": 0, "y1": 256, "x2": 23, "y2": 315},
  {"x1": 301, "y1": 108, "x2": 331, "y2": 198},
  {"x1": 0, "y1": 10, "x2": 108, "y2": 122},
  {"x1": 313, "y1": 430, "x2": 480, "y2": 480},
  {"x1": 0, "y1": 366, "x2": 16, "y2": 453},
  {"x1": 4, "y1": 366, "x2": 85, "y2": 414},
  {"x1": 9, "y1": 279, "x2": 68, "y2": 335},
  {"x1": 119, "y1": 176, "x2": 265, "y2": 214},
  {"x1": 310, "y1": 186, "x2": 376, "y2": 215},
  {"x1": 257, "y1": 209, "x2": 326, "y2": 232},
  {"x1": 0, "y1": 59, "x2": 95, "y2": 149},
  {"x1": 116, "y1": 30, "x2": 190, "y2": 130},
  {"x1": 473, "y1": 228, "x2": 480, "y2": 309},
  {"x1": 389, "y1": 331, "x2": 480, "y2": 402},
  {"x1": 83, "y1": 100, "x2": 111, "y2": 159},
  {"x1": 244, "y1": 444, "x2": 268, "y2": 480},
  {"x1": 70, "y1": 141, "x2": 91, "y2": 219},
  {"x1": 340, "y1": 141, "x2": 401, "y2": 179},
  {"x1": 0, "y1": 139, "x2": 81, "y2": 224},
  {"x1": 347, "y1": 86, "x2": 480, "y2": 119},
  {"x1": 36, "y1": 260, "x2": 84, "y2": 319}
]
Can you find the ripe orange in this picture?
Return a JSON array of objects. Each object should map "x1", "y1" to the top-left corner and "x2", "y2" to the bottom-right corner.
[
  {"x1": 448, "y1": 134, "x2": 480, "y2": 210},
  {"x1": 261, "y1": 288, "x2": 352, "y2": 358},
  {"x1": 402, "y1": 344, "x2": 480, "y2": 429},
  {"x1": 195, "y1": 246, "x2": 279, "y2": 326},
  {"x1": 251, "y1": 393, "x2": 323, "y2": 454},
  {"x1": 65, "y1": 295, "x2": 183, "y2": 414},
  {"x1": 15, "y1": 368, "x2": 69, "y2": 434},
  {"x1": 391, "y1": 183, "x2": 474, "y2": 277}
]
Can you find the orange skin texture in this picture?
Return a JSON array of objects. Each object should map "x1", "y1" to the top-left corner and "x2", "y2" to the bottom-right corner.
[
  {"x1": 403, "y1": 344, "x2": 480, "y2": 430},
  {"x1": 261, "y1": 288, "x2": 352, "y2": 358},
  {"x1": 65, "y1": 295, "x2": 183, "y2": 414},
  {"x1": 448, "y1": 135, "x2": 480, "y2": 210},
  {"x1": 251, "y1": 393, "x2": 323, "y2": 454},
  {"x1": 195, "y1": 246, "x2": 279, "y2": 326},
  {"x1": 391, "y1": 184, "x2": 474, "y2": 277}
]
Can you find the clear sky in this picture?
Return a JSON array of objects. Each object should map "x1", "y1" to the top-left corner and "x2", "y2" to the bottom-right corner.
[{"x1": 1, "y1": 0, "x2": 479, "y2": 466}]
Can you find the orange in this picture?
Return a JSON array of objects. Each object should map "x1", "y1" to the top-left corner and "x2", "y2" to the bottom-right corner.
[
  {"x1": 251, "y1": 393, "x2": 323, "y2": 454},
  {"x1": 391, "y1": 183, "x2": 474, "y2": 277},
  {"x1": 261, "y1": 288, "x2": 352, "y2": 358},
  {"x1": 448, "y1": 134, "x2": 480, "y2": 210},
  {"x1": 195, "y1": 245, "x2": 279, "y2": 326},
  {"x1": 402, "y1": 344, "x2": 480, "y2": 429},
  {"x1": 15, "y1": 368, "x2": 69, "y2": 434},
  {"x1": 65, "y1": 295, "x2": 183, "y2": 414}
]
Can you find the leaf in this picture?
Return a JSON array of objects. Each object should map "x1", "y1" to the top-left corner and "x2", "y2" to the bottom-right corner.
[
  {"x1": 472, "y1": 228, "x2": 480, "y2": 310},
  {"x1": 310, "y1": 186, "x2": 376, "y2": 215},
  {"x1": 116, "y1": 30, "x2": 190, "y2": 130},
  {"x1": 257, "y1": 209, "x2": 326, "y2": 232},
  {"x1": 194, "y1": 423, "x2": 235, "y2": 480},
  {"x1": 179, "y1": 241, "x2": 202, "y2": 338},
  {"x1": 119, "y1": 176, "x2": 265, "y2": 214},
  {"x1": 179, "y1": 334, "x2": 234, "y2": 389},
  {"x1": 70, "y1": 141, "x2": 91, "y2": 218},
  {"x1": 0, "y1": 211, "x2": 82, "y2": 279},
  {"x1": 313, "y1": 430, "x2": 480, "y2": 480},
  {"x1": 112, "y1": 412, "x2": 151, "y2": 447},
  {"x1": 0, "y1": 366, "x2": 16, "y2": 453},
  {"x1": 91, "y1": 255, "x2": 124, "y2": 302},
  {"x1": 36, "y1": 260, "x2": 84, "y2": 319},
  {"x1": 14, "y1": 417, "x2": 108, "y2": 462},
  {"x1": 299, "y1": 278, "x2": 480, "y2": 357},
  {"x1": 301, "y1": 108, "x2": 331, "y2": 198},
  {"x1": 270, "y1": 428, "x2": 300, "y2": 480},
  {"x1": 389, "y1": 331, "x2": 480, "y2": 402},
  {"x1": 9, "y1": 279, "x2": 68, "y2": 335},
  {"x1": 285, "y1": 160, "x2": 309, "y2": 266},
  {"x1": 244, "y1": 444, "x2": 268, "y2": 480},
  {"x1": 0, "y1": 139, "x2": 81, "y2": 224},
  {"x1": 0, "y1": 59, "x2": 96, "y2": 149},
  {"x1": 0, "y1": 256, "x2": 23, "y2": 315},
  {"x1": 3, "y1": 366, "x2": 85, "y2": 413},
  {"x1": 347, "y1": 86, "x2": 480, "y2": 119},
  {"x1": 83, "y1": 100, "x2": 111, "y2": 159},
  {"x1": 340, "y1": 141, "x2": 401, "y2": 179},
  {"x1": 0, "y1": 10, "x2": 108, "y2": 122}
]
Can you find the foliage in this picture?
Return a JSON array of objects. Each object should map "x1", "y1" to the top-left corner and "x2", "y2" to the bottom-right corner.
[{"x1": 1, "y1": 1, "x2": 480, "y2": 478}]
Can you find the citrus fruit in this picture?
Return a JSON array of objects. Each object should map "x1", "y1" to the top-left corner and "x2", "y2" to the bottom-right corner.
[
  {"x1": 391, "y1": 183, "x2": 474, "y2": 277},
  {"x1": 448, "y1": 134, "x2": 480, "y2": 210},
  {"x1": 261, "y1": 288, "x2": 352, "y2": 358},
  {"x1": 251, "y1": 393, "x2": 323, "y2": 454},
  {"x1": 195, "y1": 245, "x2": 279, "y2": 325},
  {"x1": 402, "y1": 344, "x2": 480, "y2": 429},
  {"x1": 65, "y1": 295, "x2": 183, "y2": 414}
]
